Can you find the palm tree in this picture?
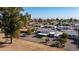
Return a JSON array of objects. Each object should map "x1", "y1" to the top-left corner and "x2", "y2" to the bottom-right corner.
[{"x1": 0, "y1": 7, "x2": 24, "y2": 44}]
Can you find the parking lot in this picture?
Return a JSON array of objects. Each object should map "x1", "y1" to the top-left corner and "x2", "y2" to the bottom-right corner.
[
  {"x1": 20, "y1": 33, "x2": 79, "y2": 51},
  {"x1": 19, "y1": 25, "x2": 79, "y2": 51}
]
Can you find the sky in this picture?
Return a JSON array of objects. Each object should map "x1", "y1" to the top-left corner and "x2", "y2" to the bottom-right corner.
[{"x1": 23, "y1": 7, "x2": 79, "y2": 19}]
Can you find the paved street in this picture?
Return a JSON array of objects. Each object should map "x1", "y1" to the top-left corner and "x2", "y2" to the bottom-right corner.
[
  {"x1": 20, "y1": 34, "x2": 79, "y2": 51},
  {"x1": 64, "y1": 39, "x2": 79, "y2": 51}
]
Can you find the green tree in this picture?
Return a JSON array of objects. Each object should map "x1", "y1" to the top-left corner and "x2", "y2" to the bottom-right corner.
[
  {"x1": 0, "y1": 7, "x2": 24, "y2": 44},
  {"x1": 26, "y1": 29, "x2": 32, "y2": 35},
  {"x1": 54, "y1": 33, "x2": 68, "y2": 48},
  {"x1": 20, "y1": 14, "x2": 27, "y2": 27},
  {"x1": 61, "y1": 33, "x2": 68, "y2": 44},
  {"x1": 25, "y1": 12, "x2": 31, "y2": 25},
  {"x1": 38, "y1": 18, "x2": 42, "y2": 23},
  {"x1": 69, "y1": 18, "x2": 74, "y2": 26},
  {"x1": 57, "y1": 19, "x2": 63, "y2": 26}
]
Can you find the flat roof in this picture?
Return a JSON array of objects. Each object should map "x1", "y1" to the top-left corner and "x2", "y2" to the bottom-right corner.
[
  {"x1": 38, "y1": 33, "x2": 48, "y2": 36},
  {"x1": 20, "y1": 29, "x2": 28, "y2": 31},
  {"x1": 63, "y1": 30, "x2": 78, "y2": 36}
]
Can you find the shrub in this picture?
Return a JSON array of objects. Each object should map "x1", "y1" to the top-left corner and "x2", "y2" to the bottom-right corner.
[
  {"x1": 61, "y1": 33, "x2": 68, "y2": 39},
  {"x1": 61, "y1": 33, "x2": 68, "y2": 43},
  {"x1": 50, "y1": 41, "x2": 62, "y2": 48},
  {"x1": 26, "y1": 29, "x2": 32, "y2": 35},
  {"x1": 50, "y1": 38, "x2": 65, "y2": 48},
  {"x1": 31, "y1": 28, "x2": 35, "y2": 32},
  {"x1": 41, "y1": 37, "x2": 49, "y2": 41}
]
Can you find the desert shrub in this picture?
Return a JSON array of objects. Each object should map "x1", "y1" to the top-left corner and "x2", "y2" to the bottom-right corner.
[
  {"x1": 45, "y1": 38, "x2": 49, "y2": 42},
  {"x1": 31, "y1": 28, "x2": 35, "y2": 32},
  {"x1": 50, "y1": 41, "x2": 62, "y2": 48},
  {"x1": 61, "y1": 33, "x2": 68, "y2": 39},
  {"x1": 26, "y1": 29, "x2": 32, "y2": 35},
  {"x1": 61, "y1": 32, "x2": 68, "y2": 43},
  {"x1": 50, "y1": 38, "x2": 65, "y2": 48},
  {"x1": 42, "y1": 37, "x2": 49, "y2": 42}
]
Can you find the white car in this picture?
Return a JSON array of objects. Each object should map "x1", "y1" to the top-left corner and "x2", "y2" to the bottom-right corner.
[{"x1": 20, "y1": 33, "x2": 26, "y2": 37}]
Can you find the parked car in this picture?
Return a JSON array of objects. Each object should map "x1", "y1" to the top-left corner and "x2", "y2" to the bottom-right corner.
[{"x1": 20, "y1": 33, "x2": 26, "y2": 37}]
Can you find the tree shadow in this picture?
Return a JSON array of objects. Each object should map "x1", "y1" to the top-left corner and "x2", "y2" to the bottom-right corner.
[
  {"x1": 0, "y1": 42, "x2": 7, "y2": 48},
  {"x1": 39, "y1": 42, "x2": 47, "y2": 45},
  {"x1": 0, "y1": 41, "x2": 10, "y2": 48},
  {"x1": 71, "y1": 40, "x2": 77, "y2": 45}
]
